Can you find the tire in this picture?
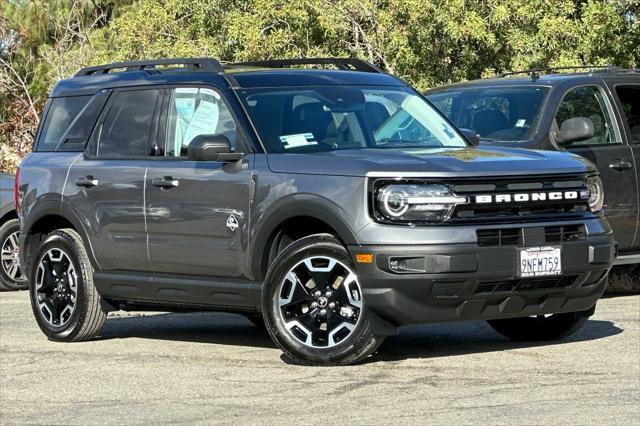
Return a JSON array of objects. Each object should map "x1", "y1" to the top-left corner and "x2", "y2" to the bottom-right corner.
[
  {"x1": 487, "y1": 308, "x2": 593, "y2": 341},
  {"x1": 262, "y1": 234, "x2": 384, "y2": 366},
  {"x1": 0, "y1": 219, "x2": 28, "y2": 291},
  {"x1": 29, "y1": 228, "x2": 107, "y2": 342}
]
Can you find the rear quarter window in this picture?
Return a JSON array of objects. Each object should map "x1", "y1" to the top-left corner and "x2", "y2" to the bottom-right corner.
[{"x1": 35, "y1": 96, "x2": 91, "y2": 152}]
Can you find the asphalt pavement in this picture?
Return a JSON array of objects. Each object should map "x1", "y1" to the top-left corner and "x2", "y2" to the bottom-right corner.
[{"x1": 1, "y1": 291, "x2": 638, "y2": 425}]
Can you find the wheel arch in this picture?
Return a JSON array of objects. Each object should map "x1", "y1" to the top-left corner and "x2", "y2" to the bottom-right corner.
[
  {"x1": 250, "y1": 196, "x2": 359, "y2": 281},
  {"x1": 0, "y1": 208, "x2": 18, "y2": 226},
  {"x1": 20, "y1": 201, "x2": 99, "y2": 277}
]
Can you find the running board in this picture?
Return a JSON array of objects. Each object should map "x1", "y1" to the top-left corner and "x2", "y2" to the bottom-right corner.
[
  {"x1": 93, "y1": 271, "x2": 262, "y2": 310},
  {"x1": 614, "y1": 253, "x2": 640, "y2": 265}
]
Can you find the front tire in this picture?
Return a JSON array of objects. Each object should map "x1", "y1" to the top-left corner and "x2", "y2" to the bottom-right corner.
[
  {"x1": 29, "y1": 228, "x2": 107, "y2": 341},
  {"x1": 0, "y1": 219, "x2": 28, "y2": 291},
  {"x1": 262, "y1": 234, "x2": 384, "y2": 366},
  {"x1": 487, "y1": 309, "x2": 593, "y2": 341}
]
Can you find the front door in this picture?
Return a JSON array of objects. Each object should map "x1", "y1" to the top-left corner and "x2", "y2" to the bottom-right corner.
[
  {"x1": 554, "y1": 84, "x2": 638, "y2": 250},
  {"x1": 145, "y1": 86, "x2": 253, "y2": 278}
]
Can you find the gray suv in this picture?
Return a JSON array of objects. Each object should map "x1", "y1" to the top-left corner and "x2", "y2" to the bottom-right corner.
[{"x1": 18, "y1": 58, "x2": 615, "y2": 365}]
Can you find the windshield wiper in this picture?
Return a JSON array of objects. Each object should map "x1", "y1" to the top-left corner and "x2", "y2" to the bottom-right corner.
[{"x1": 375, "y1": 139, "x2": 442, "y2": 149}]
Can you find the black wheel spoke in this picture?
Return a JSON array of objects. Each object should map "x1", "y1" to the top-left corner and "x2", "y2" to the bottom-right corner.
[
  {"x1": 296, "y1": 309, "x2": 319, "y2": 331},
  {"x1": 280, "y1": 273, "x2": 314, "y2": 310},
  {"x1": 43, "y1": 295, "x2": 60, "y2": 322}
]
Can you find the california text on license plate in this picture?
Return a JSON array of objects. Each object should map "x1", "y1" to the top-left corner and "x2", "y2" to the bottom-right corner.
[{"x1": 518, "y1": 246, "x2": 562, "y2": 278}]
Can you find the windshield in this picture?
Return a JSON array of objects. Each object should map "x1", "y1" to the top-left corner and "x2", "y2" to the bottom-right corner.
[
  {"x1": 426, "y1": 86, "x2": 549, "y2": 142},
  {"x1": 239, "y1": 86, "x2": 467, "y2": 153}
]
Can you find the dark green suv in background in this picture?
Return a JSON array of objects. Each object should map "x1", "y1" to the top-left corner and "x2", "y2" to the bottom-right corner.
[{"x1": 426, "y1": 67, "x2": 640, "y2": 266}]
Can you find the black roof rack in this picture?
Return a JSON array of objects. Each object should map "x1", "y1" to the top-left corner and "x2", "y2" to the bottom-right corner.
[
  {"x1": 228, "y1": 58, "x2": 383, "y2": 73},
  {"x1": 497, "y1": 65, "x2": 625, "y2": 80},
  {"x1": 75, "y1": 57, "x2": 225, "y2": 76}
]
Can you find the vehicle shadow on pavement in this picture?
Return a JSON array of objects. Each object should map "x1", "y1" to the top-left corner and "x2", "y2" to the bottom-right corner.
[
  {"x1": 98, "y1": 311, "x2": 622, "y2": 363},
  {"x1": 100, "y1": 312, "x2": 276, "y2": 349},
  {"x1": 366, "y1": 319, "x2": 623, "y2": 363}
]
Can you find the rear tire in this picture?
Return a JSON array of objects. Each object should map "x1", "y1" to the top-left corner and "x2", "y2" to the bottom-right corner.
[
  {"x1": 29, "y1": 228, "x2": 107, "y2": 341},
  {"x1": 487, "y1": 309, "x2": 593, "y2": 341},
  {"x1": 0, "y1": 219, "x2": 28, "y2": 291},
  {"x1": 262, "y1": 234, "x2": 384, "y2": 366}
]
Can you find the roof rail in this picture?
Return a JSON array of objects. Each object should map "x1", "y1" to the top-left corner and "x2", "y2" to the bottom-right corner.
[
  {"x1": 498, "y1": 65, "x2": 621, "y2": 80},
  {"x1": 75, "y1": 57, "x2": 225, "y2": 76},
  {"x1": 229, "y1": 58, "x2": 383, "y2": 73}
]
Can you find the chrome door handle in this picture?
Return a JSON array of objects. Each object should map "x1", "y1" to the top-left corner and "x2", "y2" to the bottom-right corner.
[
  {"x1": 151, "y1": 176, "x2": 179, "y2": 189},
  {"x1": 609, "y1": 160, "x2": 632, "y2": 171},
  {"x1": 75, "y1": 176, "x2": 99, "y2": 188}
]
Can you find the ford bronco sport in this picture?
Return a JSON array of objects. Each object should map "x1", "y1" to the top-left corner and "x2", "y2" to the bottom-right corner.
[
  {"x1": 17, "y1": 58, "x2": 615, "y2": 365},
  {"x1": 426, "y1": 66, "x2": 640, "y2": 267}
]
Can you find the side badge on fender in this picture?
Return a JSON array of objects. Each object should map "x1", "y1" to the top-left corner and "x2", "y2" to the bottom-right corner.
[{"x1": 226, "y1": 214, "x2": 239, "y2": 231}]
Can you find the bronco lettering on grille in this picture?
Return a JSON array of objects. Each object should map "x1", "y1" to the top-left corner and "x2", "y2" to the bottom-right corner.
[{"x1": 474, "y1": 190, "x2": 588, "y2": 204}]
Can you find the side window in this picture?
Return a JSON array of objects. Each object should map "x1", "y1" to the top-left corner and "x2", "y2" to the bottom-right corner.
[
  {"x1": 56, "y1": 90, "x2": 110, "y2": 152},
  {"x1": 615, "y1": 85, "x2": 640, "y2": 144},
  {"x1": 36, "y1": 96, "x2": 91, "y2": 151},
  {"x1": 165, "y1": 87, "x2": 238, "y2": 157},
  {"x1": 97, "y1": 89, "x2": 162, "y2": 158},
  {"x1": 555, "y1": 86, "x2": 618, "y2": 146}
]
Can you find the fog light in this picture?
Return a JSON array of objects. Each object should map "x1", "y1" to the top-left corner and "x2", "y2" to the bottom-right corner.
[{"x1": 389, "y1": 256, "x2": 426, "y2": 273}]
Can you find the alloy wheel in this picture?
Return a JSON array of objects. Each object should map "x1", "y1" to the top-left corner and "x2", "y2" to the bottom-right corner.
[
  {"x1": 277, "y1": 256, "x2": 363, "y2": 348},
  {"x1": 35, "y1": 248, "x2": 78, "y2": 327},
  {"x1": 1, "y1": 231, "x2": 23, "y2": 281}
]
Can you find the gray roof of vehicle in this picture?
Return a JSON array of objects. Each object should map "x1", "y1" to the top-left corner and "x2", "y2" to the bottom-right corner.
[{"x1": 427, "y1": 70, "x2": 639, "y2": 93}]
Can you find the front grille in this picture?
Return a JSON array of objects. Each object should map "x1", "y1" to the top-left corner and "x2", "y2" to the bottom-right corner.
[
  {"x1": 450, "y1": 175, "x2": 590, "y2": 223},
  {"x1": 474, "y1": 275, "x2": 577, "y2": 294},
  {"x1": 477, "y1": 228, "x2": 523, "y2": 247},
  {"x1": 545, "y1": 224, "x2": 586, "y2": 243},
  {"x1": 476, "y1": 224, "x2": 586, "y2": 247}
]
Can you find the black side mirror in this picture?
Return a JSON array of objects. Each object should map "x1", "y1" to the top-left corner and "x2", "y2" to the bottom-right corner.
[
  {"x1": 187, "y1": 134, "x2": 244, "y2": 162},
  {"x1": 556, "y1": 117, "x2": 594, "y2": 145},
  {"x1": 459, "y1": 128, "x2": 480, "y2": 146}
]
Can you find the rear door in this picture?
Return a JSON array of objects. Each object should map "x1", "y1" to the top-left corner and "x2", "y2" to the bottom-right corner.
[
  {"x1": 609, "y1": 83, "x2": 640, "y2": 250},
  {"x1": 554, "y1": 84, "x2": 638, "y2": 250},
  {"x1": 65, "y1": 88, "x2": 163, "y2": 271},
  {"x1": 145, "y1": 86, "x2": 253, "y2": 278}
]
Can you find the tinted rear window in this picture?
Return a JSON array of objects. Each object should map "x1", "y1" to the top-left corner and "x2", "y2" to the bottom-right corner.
[
  {"x1": 615, "y1": 85, "x2": 640, "y2": 143},
  {"x1": 96, "y1": 89, "x2": 162, "y2": 158},
  {"x1": 36, "y1": 96, "x2": 91, "y2": 151}
]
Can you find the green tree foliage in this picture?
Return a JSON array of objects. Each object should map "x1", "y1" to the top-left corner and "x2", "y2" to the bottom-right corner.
[
  {"x1": 1, "y1": 0, "x2": 639, "y2": 172},
  {"x1": 80, "y1": 0, "x2": 640, "y2": 89}
]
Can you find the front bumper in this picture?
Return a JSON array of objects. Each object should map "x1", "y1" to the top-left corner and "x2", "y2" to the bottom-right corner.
[{"x1": 348, "y1": 233, "x2": 614, "y2": 328}]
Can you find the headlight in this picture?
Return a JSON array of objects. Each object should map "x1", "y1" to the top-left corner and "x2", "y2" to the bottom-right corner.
[
  {"x1": 375, "y1": 184, "x2": 468, "y2": 223},
  {"x1": 586, "y1": 175, "x2": 604, "y2": 212}
]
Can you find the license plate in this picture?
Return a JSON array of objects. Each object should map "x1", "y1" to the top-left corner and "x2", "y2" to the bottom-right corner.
[{"x1": 518, "y1": 246, "x2": 562, "y2": 278}]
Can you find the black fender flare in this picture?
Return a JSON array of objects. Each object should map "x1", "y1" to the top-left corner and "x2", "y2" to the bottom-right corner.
[
  {"x1": 20, "y1": 200, "x2": 100, "y2": 273},
  {"x1": 249, "y1": 194, "x2": 359, "y2": 280},
  {"x1": 0, "y1": 206, "x2": 17, "y2": 224}
]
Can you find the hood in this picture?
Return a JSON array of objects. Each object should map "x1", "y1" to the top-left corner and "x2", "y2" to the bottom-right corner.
[{"x1": 266, "y1": 146, "x2": 595, "y2": 178}]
